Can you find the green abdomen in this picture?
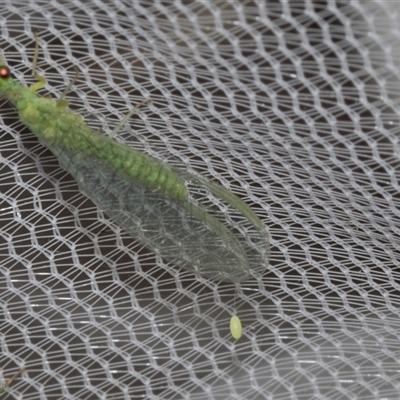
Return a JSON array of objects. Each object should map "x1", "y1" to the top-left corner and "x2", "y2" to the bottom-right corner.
[{"x1": 21, "y1": 101, "x2": 186, "y2": 199}]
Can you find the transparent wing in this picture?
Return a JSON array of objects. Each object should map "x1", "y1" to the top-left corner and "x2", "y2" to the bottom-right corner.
[{"x1": 51, "y1": 137, "x2": 269, "y2": 282}]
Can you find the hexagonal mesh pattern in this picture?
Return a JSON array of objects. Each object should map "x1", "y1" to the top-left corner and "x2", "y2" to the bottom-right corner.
[{"x1": 1, "y1": 1, "x2": 400, "y2": 399}]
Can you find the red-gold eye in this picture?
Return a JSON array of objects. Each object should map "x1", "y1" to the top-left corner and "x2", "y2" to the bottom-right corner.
[{"x1": 0, "y1": 66, "x2": 10, "y2": 79}]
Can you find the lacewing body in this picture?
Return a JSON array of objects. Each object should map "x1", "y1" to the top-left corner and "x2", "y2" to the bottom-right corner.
[{"x1": 0, "y1": 39, "x2": 270, "y2": 282}]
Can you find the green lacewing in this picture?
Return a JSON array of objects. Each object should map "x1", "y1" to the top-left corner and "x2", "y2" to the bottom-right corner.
[{"x1": 0, "y1": 36, "x2": 270, "y2": 282}]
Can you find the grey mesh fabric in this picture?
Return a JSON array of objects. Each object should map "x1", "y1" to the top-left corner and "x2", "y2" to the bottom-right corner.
[{"x1": 1, "y1": 1, "x2": 400, "y2": 399}]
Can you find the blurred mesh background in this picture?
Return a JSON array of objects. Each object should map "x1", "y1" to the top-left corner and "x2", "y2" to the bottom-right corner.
[{"x1": 1, "y1": 1, "x2": 400, "y2": 399}]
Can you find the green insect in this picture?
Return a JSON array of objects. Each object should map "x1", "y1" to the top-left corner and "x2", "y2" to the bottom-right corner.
[
  {"x1": 230, "y1": 315, "x2": 242, "y2": 339},
  {"x1": 0, "y1": 35, "x2": 270, "y2": 282}
]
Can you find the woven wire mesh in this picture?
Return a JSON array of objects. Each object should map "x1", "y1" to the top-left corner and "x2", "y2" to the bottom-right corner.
[{"x1": 1, "y1": 1, "x2": 400, "y2": 399}]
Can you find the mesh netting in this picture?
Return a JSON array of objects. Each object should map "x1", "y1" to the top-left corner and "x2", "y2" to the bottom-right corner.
[{"x1": 1, "y1": 1, "x2": 400, "y2": 399}]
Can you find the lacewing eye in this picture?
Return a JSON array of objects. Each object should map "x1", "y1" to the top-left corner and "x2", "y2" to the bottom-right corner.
[{"x1": 0, "y1": 65, "x2": 10, "y2": 79}]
